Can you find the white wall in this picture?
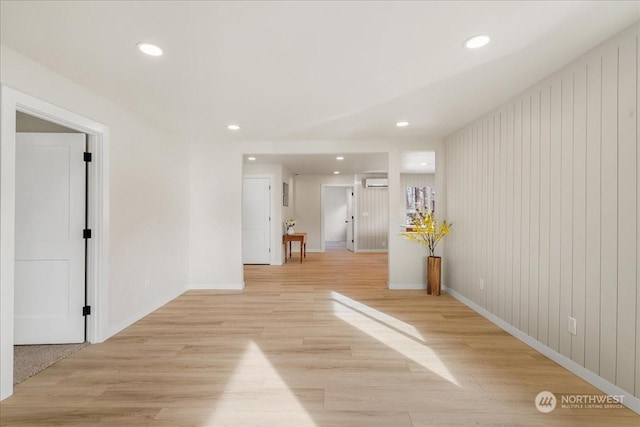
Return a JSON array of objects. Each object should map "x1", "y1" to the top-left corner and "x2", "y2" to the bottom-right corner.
[
  {"x1": 444, "y1": 24, "x2": 639, "y2": 403},
  {"x1": 391, "y1": 172, "x2": 445, "y2": 289},
  {"x1": 0, "y1": 46, "x2": 190, "y2": 399},
  {"x1": 189, "y1": 143, "x2": 244, "y2": 288},
  {"x1": 324, "y1": 186, "x2": 348, "y2": 242},
  {"x1": 400, "y1": 173, "x2": 435, "y2": 189},
  {"x1": 282, "y1": 165, "x2": 295, "y2": 237}
]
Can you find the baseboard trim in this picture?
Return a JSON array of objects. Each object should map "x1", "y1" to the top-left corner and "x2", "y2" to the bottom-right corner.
[
  {"x1": 446, "y1": 287, "x2": 640, "y2": 415},
  {"x1": 189, "y1": 283, "x2": 244, "y2": 290},
  {"x1": 388, "y1": 282, "x2": 426, "y2": 290},
  {"x1": 356, "y1": 249, "x2": 388, "y2": 253},
  {"x1": 109, "y1": 287, "x2": 186, "y2": 338}
]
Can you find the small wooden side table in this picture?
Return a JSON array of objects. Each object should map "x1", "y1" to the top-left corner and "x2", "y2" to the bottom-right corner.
[{"x1": 283, "y1": 232, "x2": 307, "y2": 263}]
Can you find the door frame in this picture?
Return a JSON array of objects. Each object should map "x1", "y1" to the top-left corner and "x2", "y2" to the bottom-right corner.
[
  {"x1": 320, "y1": 184, "x2": 355, "y2": 252},
  {"x1": 241, "y1": 175, "x2": 275, "y2": 266},
  {"x1": 346, "y1": 187, "x2": 355, "y2": 252},
  {"x1": 241, "y1": 174, "x2": 274, "y2": 265},
  {"x1": 0, "y1": 85, "x2": 110, "y2": 400}
]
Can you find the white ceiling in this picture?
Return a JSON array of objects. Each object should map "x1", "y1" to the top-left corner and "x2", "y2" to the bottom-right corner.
[
  {"x1": 400, "y1": 152, "x2": 436, "y2": 174},
  {"x1": 244, "y1": 151, "x2": 437, "y2": 176},
  {"x1": 245, "y1": 153, "x2": 389, "y2": 176},
  {"x1": 1, "y1": 1, "x2": 638, "y2": 147}
]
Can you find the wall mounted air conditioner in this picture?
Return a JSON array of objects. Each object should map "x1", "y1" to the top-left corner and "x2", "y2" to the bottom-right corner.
[{"x1": 364, "y1": 178, "x2": 388, "y2": 188}]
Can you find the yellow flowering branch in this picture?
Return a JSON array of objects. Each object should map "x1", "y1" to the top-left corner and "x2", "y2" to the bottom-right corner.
[{"x1": 400, "y1": 209, "x2": 452, "y2": 257}]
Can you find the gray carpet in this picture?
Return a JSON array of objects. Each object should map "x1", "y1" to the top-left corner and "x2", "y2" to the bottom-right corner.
[{"x1": 13, "y1": 343, "x2": 89, "y2": 385}]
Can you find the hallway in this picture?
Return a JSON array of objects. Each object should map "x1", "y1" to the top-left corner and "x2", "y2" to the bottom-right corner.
[{"x1": 1, "y1": 251, "x2": 636, "y2": 425}]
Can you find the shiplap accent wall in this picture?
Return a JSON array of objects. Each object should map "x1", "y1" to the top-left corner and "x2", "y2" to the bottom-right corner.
[
  {"x1": 356, "y1": 174, "x2": 388, "y2": 251},
  {"x1": 445, "y1": 24, "x2": 639, "y2": 399},
  {"x1": 400, "y1": 173, "x2": 435, "y2": 189}
]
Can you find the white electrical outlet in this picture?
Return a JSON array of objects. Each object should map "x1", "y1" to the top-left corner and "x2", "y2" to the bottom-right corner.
[
  {"x1": 479, "y1": 279, "x2": 484, "y2": 291},
  {"x1": 568, "y1": 316, "x2": 577, "y2": 335}
]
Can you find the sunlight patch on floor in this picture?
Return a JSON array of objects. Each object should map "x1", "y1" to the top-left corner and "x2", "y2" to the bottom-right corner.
[
  {"x1": 331, "y1": 291, "x2": 459, "y2": 386},
  {"x1": 331, "y1": 291, "x2": 426, "y2": 341},
  {"x1": 207, "y1": 342, "x2": 317, "y2": 427}
]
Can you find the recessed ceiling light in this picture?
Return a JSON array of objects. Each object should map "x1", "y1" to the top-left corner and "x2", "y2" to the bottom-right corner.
[
  {"x1": 247, "y1": 157, "x2": 256, "y2": 161},
  {"x1": 136, "y1": 42, "x2": 163, "y2": 56},
  {"x1": 334, "y1": 171, "x2": 340, "y2": 175},
  {"x1": 228, "y1": 124, "x2": 240, "y2": 130},
  {"x1": 336, "y1": 156, "x2": 345, "y2": 160},
  {"x1": 396, "y1": 121, "x2": 409, "y2": 127},
  {"x1": 420, "y1": 162, "x2": 428, "y2": 166},
  {"x1": 463, "y1": 34, "x2": 490, "y2": 49}
]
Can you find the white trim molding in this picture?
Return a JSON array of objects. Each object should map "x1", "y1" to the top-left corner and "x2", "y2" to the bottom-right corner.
[
  {"x1": 109, "y1": 287, "x2": 186, "y2": 338},
  {"x1": 189, "y1": 283, "x2": 245, "y2": 290},
  {"x1": 447, "y1": 287, "x2": 640, "y2": 415},
  {"x1": 0, "y1": 85, "x2": 110, "y2": 400},
  {"x1": 388, "y1": 282, "x2": 426, "y2": 290}
]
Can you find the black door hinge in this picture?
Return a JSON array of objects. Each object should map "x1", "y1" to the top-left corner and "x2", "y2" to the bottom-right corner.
[
  {"x1": 83, "y1": 306, "x2": 91, "y2": 316},
  {"x1": 83, "y1": 229, "x2": 92, "y2": 239},
  {"x1": 84, "y1": 152, "x2": 92, "y2": 162}
]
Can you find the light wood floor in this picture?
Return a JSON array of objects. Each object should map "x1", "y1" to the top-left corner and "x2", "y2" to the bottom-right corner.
[{"x1": 1, "y1": 250, "x2": 637, "y2": 426}]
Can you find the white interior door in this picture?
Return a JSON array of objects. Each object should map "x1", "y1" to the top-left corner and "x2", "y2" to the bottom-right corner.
[
  {"x1": 346, "y1": 187, "x2": 354, "y2": 252},
  {"x1": 323, "y1": 187, "x2": 348, "y2": 242},
  {"x1": 242, "y1": 177, "x2": 271, "y2": 264},
  {"x1": 15, "y1": 133, "x2": 86, "y2": 344}
]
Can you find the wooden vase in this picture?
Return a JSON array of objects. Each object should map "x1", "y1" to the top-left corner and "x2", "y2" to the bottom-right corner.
[{"x1": 427, "y1": 256, "x2": 442, "y2": 296}]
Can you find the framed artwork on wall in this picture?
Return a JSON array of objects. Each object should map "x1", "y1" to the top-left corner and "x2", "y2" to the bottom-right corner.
[{"x1": 283, "y1": 182, "x2": 289, "y2": 207}]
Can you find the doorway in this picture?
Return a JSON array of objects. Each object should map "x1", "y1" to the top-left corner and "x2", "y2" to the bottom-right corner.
[
  {"x1": 242, "y1": 177, "x2": 272, "y2": 264},
  {"x1": 322, "y1": 185, "x2": 354, "y2": 253},
  {"x1": 15, "y1": 130, "x2": 87, "y2": 344},
  {"x1": 346, "y1": 188, "x2": 354, "y2": 252},
  {"x1": 0, "y1": 86, "x2": 110, "y2": 400}
]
